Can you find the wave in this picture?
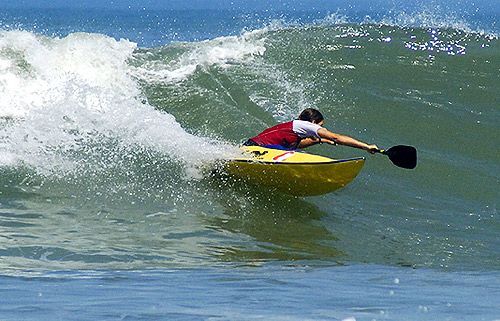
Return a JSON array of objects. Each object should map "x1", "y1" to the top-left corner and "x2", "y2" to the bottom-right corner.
[
  {"x1": 0, "y1": 30, "x2": 238, "y2": 177},
  {"x1": 0, "y1": 11, "x2": 497, "y2": 178},
  {"x1": 318, "y1": 7, "x2": 498, "y2": 38},
  {"x1": 131, "y1": 28, "x2": 268, "y2": 84}
]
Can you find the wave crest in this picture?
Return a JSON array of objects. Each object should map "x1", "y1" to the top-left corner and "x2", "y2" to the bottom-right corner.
[{"x1": 0, "y1": 30, "x2": 237, "y2": 176}]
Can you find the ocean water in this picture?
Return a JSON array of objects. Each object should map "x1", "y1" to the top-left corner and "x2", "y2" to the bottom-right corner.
[{"x1": 0, "y1": 2, "x2": 499, "y2": 320}]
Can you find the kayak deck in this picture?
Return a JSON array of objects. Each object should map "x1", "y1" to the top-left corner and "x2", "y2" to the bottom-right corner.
[{"x1": 224, "y1": 146, "x2": 365, "y2": 196}]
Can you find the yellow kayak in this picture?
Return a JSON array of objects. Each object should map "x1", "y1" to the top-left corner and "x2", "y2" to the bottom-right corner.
[{"x1": 224, "y1": 146, "x2": 365, "y2": 196}]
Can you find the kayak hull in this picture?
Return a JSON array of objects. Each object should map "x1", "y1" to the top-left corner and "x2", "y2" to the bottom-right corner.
[{"x1": 224, "y1": 146, "x2": 365, "y2": 196}]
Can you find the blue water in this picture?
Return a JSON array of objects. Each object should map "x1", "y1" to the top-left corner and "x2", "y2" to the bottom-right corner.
[
  {"x1": 1, "y1": 4, "x2": 498, "y2": 47},
  {"x1": 0, "y1": 1, "x2": 499, "y2": 320},
  {"x1": 1, "y1": 265, "x2": 499, "y2": 321}
]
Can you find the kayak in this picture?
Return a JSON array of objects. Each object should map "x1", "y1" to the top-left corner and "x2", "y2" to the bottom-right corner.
[{"x1": 224, "y1": 146, "x2": 365, "y2": 196}]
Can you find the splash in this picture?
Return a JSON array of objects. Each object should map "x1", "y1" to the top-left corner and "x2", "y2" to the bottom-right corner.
[
  {"x1": 378, "y1": 6, "x2": 497, "y2": 38},
  {"x1": 131, "y1": 28, "x2": 267, "y2": 84},
  {"x1": 0, "y1": 30, "x2": 237, "y2": 176},
  {"x1": 316, "y1": 6, "x2": 498, "y2": 38}
]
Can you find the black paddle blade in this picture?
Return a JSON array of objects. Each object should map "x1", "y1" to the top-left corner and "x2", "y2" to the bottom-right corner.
[{"x1": 384, "y1": 145, "x2": 417, "y2": 169}]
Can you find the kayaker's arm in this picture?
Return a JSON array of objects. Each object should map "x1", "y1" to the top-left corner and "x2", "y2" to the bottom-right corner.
[
  {"x1": 298, "y1": 137, "x2": 337, "y2": 148},
  {"x1": 317, "y1": 128, "x2": 378, "y2": 153}
]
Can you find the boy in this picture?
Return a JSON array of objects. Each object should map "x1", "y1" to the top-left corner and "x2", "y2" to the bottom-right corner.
[{"x1": 244, "y1": 108, "x2": 379, "y2": 153}]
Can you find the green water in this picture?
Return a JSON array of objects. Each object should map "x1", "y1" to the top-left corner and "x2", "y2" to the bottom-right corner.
[{"x1": 0, "y1": 22, "x2": 498, "y2": 274}]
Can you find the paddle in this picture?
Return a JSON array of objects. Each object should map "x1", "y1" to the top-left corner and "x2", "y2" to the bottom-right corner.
[{"x1": 377, "y1": 145, "x2": 417, "y2": 169}]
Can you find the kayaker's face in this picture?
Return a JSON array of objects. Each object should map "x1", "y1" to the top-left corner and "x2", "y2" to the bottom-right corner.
[{"x1": 315, "y1": 120, "x2": 325, "y2": 126}]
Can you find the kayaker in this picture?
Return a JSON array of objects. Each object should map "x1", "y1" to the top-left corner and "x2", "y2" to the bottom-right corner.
[{"x1": 244, "y1": 108, "x2": 379, "y2": 153}]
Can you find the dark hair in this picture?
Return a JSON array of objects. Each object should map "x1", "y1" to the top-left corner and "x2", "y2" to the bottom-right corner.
[{"x1": 298, "y1": 108, "x2": 324, "y2": 124}]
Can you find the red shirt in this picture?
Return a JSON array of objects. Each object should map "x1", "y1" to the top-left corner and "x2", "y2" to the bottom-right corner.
[{"x1": 249, "y1": 120, "x2": 322, "y2": 149}]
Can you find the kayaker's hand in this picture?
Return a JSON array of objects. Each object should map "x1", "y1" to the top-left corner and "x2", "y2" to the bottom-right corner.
[{"x1": 365, "y1": 144, "x2": 379, "y2": 154}]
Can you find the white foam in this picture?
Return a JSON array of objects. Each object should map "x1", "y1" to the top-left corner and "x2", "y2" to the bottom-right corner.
[
  {"x1": 132, "y1": 29, "x2": 267, "y2": 84},
  {"x1": 0, "y1": 30, "x2": 238, "y2": 176}
]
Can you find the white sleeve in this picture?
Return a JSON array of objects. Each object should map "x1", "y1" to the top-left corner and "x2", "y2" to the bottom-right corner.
[{"x1": 292, "y1": 120, "x2": 322, "y2": 138}]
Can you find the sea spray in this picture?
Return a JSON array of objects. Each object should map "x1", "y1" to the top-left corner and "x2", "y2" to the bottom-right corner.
[
  {"x1": 131, "y1": 28, "x2": 267, "y2": 84},
  {"x1": 0, "y1": 30, "x2": 238, "y2": 177}
]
